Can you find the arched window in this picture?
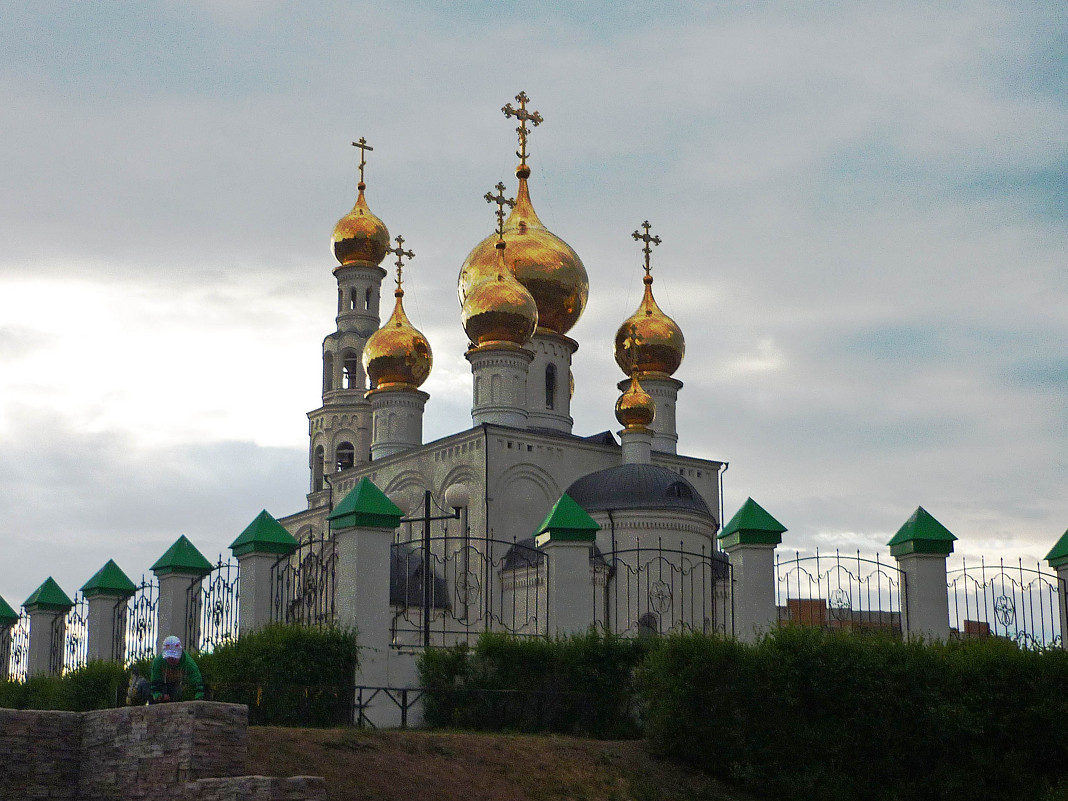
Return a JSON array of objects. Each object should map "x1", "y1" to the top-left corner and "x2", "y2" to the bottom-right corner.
[
  {"x1": 365, "y1": 287, "x2": 373, "y2": 311},
  {"x1": 349, "y1": 289, "x2": 358, "y2": 311},
  {"x1": 343, "y1": 353, "x2": 361, "y2": 390},
  {"x1": 323, "y1": 353, "x2": 334, "y2": 392},
  {"x1": 337, "y1": 288, "x2": 344, "y2": 314},
  {"x1": 313, "y1": 446, "x2": 325, "y2": 492},
  {"x1": 666, "y1": 481, "x2": 693, "y2": 500},
  {"x1": 545, "y1": 364, "x2": 556, "y2": 410},
  {"x1": 336, "y1": 442, "x2": 355, "y2": 472}
]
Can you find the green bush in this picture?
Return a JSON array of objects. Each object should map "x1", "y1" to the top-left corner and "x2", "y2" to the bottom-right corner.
[
  {"x1": 0, "y1": 661, "x2": 126, "y2": 711},
  {"x1": 197, "y1": 624, "x2": 358, "y2": 726},
  {"x1": 639, "y1": 627, "x2": 1068, "y2": 801},
  {"x1": 419, "y1": 630, "x2": 653, "y2": 738}
]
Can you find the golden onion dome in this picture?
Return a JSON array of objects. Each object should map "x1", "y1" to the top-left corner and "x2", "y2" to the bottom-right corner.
[
  {"x1": 363, "y1": 281, "x2": 432, "y2": 391},
  {"x1": 615, "y1": 370, "x2": 656, "y2": 430},
  {"x1": 331, "y1": 183, "x2": 390, "y2": 268},
  {"x1": 462, "y1": 239, "x2": 539, "y2": 348},
  {"x1": 614, "y1": 271, "x2": 685, "y2": 377},
  {"x1": 458, "y1": 165, "x2": 588, "y2": 335}
]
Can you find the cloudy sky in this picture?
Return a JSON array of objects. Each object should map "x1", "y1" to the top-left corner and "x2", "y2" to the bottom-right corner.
[{"x1": 0, "y1": 2, "x2": 1065, "y2": 606}]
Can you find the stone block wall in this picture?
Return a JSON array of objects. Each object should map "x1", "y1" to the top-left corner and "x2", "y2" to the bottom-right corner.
[
  {"x1": 0, "y1": 709, "x2": 82, "y2": 800},
  {"x1": 79, "y1": 702, "x2": 247, "y2": 799},
  {"x1": 0, "y1": 702, "x2": 321, "y2": 801}
]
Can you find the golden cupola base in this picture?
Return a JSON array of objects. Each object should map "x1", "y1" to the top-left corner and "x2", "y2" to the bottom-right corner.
[{"x1": 616, "y1": 370, "x2": 656, "y2": 466}]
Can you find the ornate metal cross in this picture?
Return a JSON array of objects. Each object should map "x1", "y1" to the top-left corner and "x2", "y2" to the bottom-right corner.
[
  {"x1": 632, "y1": 220, "x2": 662, "y2": 276},
  {"x1": 502, "y1": 91, "x2": 543, "y2": 166},
  {"x1": 386, "y1": 235, "x2": 415, "y2": 290},
  {"x1": 351, "y1": 137, "x2": 373, "y2": 185},
  {"x1": 484, "y1": 181, "x2": 516, "y2": 236}
]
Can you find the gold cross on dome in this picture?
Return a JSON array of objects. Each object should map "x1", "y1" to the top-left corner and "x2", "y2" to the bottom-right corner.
[
  {"x1": 351, "y1": 137, "x2": 373, "y2": 185},
  {"x1": 502, "y1": 91, "x2": 543, "y2": 166},
  {"x1": 484, "y1": 181, "x2": 516, "y2": 236},
  {"x1": 632, "y1": 220, "x2": 662, "y2": 276},
  {"x1": 386, "y1": 235, "x2": 415, "y2": 290}
]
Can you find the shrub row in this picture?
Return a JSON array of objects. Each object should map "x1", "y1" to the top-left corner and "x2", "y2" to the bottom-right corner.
[
  {"x1": 0, "y1": 624, "x2": 359, "y2": 727},
  {"x1": 639, "y1": 627, "x2": 1068, "y2": 801},
  {"x1": 418, "y1": 630, "x2": 653, "y2": 738}
]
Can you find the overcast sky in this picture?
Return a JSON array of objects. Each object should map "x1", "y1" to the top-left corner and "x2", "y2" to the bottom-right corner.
[{"x1": 0, "y1": 2, "x2": 1065, "y2": 607}]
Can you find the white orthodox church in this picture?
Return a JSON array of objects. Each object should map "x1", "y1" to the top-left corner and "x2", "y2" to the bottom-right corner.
[{"x1": 278, "y1": 94, "x2": 729, "y2": 641}]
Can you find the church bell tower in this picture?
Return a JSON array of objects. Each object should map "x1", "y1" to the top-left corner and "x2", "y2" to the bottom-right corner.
[{"x1": 306, "y1": 139, "x2": 390, "y2": 505}]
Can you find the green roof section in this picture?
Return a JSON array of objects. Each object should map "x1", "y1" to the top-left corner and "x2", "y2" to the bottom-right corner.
[
  {"x1": 151, "y1": 535, "x2": 213, "y2": 577},
  {"x1": 80, "y1": 559, "x2": 137, "y2": 598},
  {"x1": 230, "y1": 509, "x2": 299, "y2": 557},
  {"x1": 718, "y1": 498, "x2": 787, "y2": 548},
  {"x1": 23, "y1": 577, "x2": 74, "y2": 611},
  {"x1": 887, "y1": 506, "x2": 957, "y2": 557},
  {"x1": 328, "y1": 477, "x2": 403, "y2": 531},
  {"x1": 0, "y1": 596, "x2": 19, "y2": 625},
  {"x1": 534, "y1": 494, "x2": 600, "y2": 546},
  {"x1": 1046, "y1": 528, "x2": 1068, "y2": 569}
]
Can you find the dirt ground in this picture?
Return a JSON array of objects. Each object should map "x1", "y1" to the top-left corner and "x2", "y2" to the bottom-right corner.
[{"x1": 248, "y1": 727, "x2": 752, "y2": 801}]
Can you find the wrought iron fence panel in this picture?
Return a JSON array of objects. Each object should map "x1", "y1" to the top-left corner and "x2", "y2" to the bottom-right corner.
[
  {"x1": 61, "y1": 592, "x2": 90, "y2": 673},
  {"x1": 187, "y1": 556, "x2": 241, "y2": 653},
  {"x1": 124, "y1": 577, "x2": 158, "y2": 666},
  {"x1": 948, "y1": 557, "x2": 1063, "y2": 649},
  {"x1": 603, "y1": 539, "x2": 731, "y2": 637},
  {"x1": 5, "y1": 611, "x2": 29, "y2": 681},
  {"x1": 391, "y1": 534, "x2": 547, "y2": 648},
  {"x1": 776, "y1": 549, "x2": 905, "y2": 635},
  {"x1": 271, "y1": 533, "x2": 337, "y2": 627}
]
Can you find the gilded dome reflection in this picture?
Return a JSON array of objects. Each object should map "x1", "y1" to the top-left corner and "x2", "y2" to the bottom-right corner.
[
  {"x1": 613, "y1": 275, "x2": 685, "y2": 377},
  {"x1": 332, "y1": 186, "x2": 390, "y2": 268},
  {"x1": 363, "y1": 288, "x2": 432, "y2": 390}
]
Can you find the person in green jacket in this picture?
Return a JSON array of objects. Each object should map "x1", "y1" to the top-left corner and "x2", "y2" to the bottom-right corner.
[{"x1": 150, "y1": 635, "x2": 206, "y2": 703}]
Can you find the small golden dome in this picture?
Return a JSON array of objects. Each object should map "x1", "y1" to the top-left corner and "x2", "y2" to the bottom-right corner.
[
  {"x1": 458, "y1": 167, "x2": 588, "y2": 335},
  {"x1": 462, "y1": 240, "x2": 539, "y2": 348},
  {"x1": 615, "y1": 370, "x2": 655, "y2": 430},
  {"x1": 332, "y1": 184, "x2": 390, "y2": 268},
  {"x1": 614, "y1": 272, "x2": 685, "y2": 377},
  {"x1": 363, "y1": 274, "x2": 432, "y2": 391}
]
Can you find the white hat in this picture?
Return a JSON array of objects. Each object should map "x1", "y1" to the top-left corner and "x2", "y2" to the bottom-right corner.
[{"x1": 162, "y1": 635, "x2": 183, "y2": 659}]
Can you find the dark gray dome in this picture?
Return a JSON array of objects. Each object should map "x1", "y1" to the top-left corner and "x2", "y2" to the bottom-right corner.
[{"x1": 565, "y1": 463, "x2": 713, "y2": 519}]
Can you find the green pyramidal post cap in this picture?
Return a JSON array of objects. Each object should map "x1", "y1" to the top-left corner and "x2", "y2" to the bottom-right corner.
[
  {"x1": 718, "y1": 498, "x2": 787, "y2": 548},
  {"x1": 887, "y1": 506, "x2": 957, "y2": 557},
  {"x1": 230, "y1": 509, "x2": 299, "y2": 557},
  {"x1": 81, "y1": 559, "x2": 137, "y2": 599},
  {"x1": 1046, "y1": 528, "x2": 1068, "y2": 569},
  {"x1": 329, "y1": 477, "x2": 403, "y2": 531},
  {"x1": 534, "y1": 493, "x2": 599, "y2": 546},
  {"x1": 151, "y1": 535, "x2": 213, "y2": 577},
  {"x1": 0, "y1": 595, "x2": 19, "y2": 625},
  {"x1": 23, "y1": 577, "x2": 74, "y2": 611}
]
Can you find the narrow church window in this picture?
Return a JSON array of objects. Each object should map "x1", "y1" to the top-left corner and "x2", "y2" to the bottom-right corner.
[
  {"x1": 365, "y1": 287, "x2": 373, "y2": 310},
  {"x1": 313, "y1": 446, "x2": 325, "y2": 492},
  {"x1": 349, "y1": 288, "x2": 358, "y2": 311},
  {"x1": 343, "y1": 354, "x2": 360, "y2": 389},
  {"x1": 336, "y1": 442, "x2": 355, "y2": 471},
  {"x1": 545, "y1": 364, "x2": 556, "y2": 410},
  {"x1": 337, "y1": 288, "x2": 343, "y2": 314},
  {"x1": 323, "y1": 353, "x2": 334, "y2": 392}
]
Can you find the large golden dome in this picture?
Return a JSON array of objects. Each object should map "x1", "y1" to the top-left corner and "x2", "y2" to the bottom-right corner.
[
  {"x1": 462, "y1": 239, "x2": 539, "y2": 348},
  {"x1": 458, "y1": 165, "x2": 588, "y2": 335},
  {"x1": 615, "y1": 370, "x2": 655, "y2": 430},
  {"x1": 363, "y1": 278, "x2": 432, "y2": 391},
  {"x1": 613, "y1": 271, "x2": 685, "y2": 377},
  {"x1": 332, "y1": 184, "x2": 390, "y2": 268}
]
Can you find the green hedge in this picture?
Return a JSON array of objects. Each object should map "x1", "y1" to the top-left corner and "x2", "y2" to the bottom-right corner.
[
  {"x1": 418, "y1": 630, "x2": 653, "y2": 738},
  {"x1": 198, "y1": 624, "x2": 359, "y2": 726},
  {"x1": 639, "y1": 627, "x2": 1068, "y2": 801},
  {"x1": 0, "y1": 660, "x2": 126, "y2": 711}
]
